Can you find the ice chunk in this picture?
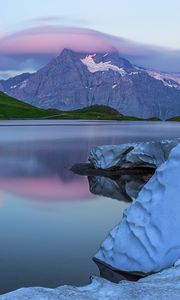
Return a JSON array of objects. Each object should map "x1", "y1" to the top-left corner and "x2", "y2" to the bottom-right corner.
[
  {"x1": 95, "y1": 144, "x2": 180, "y2": 273},
  {"x1": 89, "y1": 139, "x2": 180, "y2": 169}
]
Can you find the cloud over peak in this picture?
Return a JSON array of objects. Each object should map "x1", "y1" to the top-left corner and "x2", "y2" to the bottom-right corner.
[{"x1": 0, "y1": 24, "x2": 180, "y2": 79}]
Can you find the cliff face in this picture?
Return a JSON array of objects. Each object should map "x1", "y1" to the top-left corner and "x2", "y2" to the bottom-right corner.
[{"x1": 1, "y1": 49, "x2": 180, "y2": 120}]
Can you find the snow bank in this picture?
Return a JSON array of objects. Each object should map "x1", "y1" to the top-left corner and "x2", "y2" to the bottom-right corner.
[
  {"x1": 1, "y1": 266, "x2": 180, "y2": 300},
  {"x1": 89, "y1": 139, "x2": 180, "y2": 169},
  {"x1": 95, "y1": 144, "x2": 180, "y2": 273}
]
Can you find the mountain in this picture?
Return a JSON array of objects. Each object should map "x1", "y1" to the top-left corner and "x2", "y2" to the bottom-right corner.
[
  {"x1": 1, "y1": 48, "x2": 180, "y2": 120},
  {"x1": 0, "y1": 72, "x2": 33, "y2": 92}
]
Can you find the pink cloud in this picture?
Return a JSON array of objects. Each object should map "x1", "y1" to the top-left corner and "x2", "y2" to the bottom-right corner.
[
  {"x1": 0, "y1": 26, "x2": 172, "y2": 56},
  {"x1": 0, "y1": 27, "x2": 114, "y2": 54},
  {"x1": 0, "y1": 25, "x2": 180, "y2": 74}
]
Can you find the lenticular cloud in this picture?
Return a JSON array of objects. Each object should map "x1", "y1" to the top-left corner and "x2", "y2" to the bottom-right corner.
[
  {"x1": 0, "y1": 27, "x2": 114, "y2": 54},
  {"x1": 0, "y1": 25, "x2": 180, "y2": 77}
]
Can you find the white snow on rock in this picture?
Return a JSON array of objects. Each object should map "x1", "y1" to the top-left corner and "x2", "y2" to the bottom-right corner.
[
  {"x1": 81, "y1": 55, "x2": 127, "y2": 76},
  {"x1": 10, "y1": 85, "x2": 17, "y2": 89},
  {"x1": 10, "y1": 79, "x2": 28, "y2": 90},
  {"x1": 146, "y1": 69, "x2": 180, "y2": 89},
  {"x1": 19, "y1": 79, "x2": 28, "y2": 89},
  {"x1": 89, "y1": 139, "x2": 180, "y2": 169},
  {"x1": 95, "y1": 144, "x2": 180, "y2": 274},
  {"x1": 103, "y1": 52, "x2": 109, "y2": 57},
  {"x1": 128, "y1": 71, "x2": 139, "y2": 76},
  {"x1": 1, "y1": 266, "x2": 180, "y2": 300}
]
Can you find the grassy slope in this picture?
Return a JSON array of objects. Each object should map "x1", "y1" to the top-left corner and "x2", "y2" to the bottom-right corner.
[
  {"x1": 168, "y1": 117, "x2": 180, "y2": 121},
  {"x1": 0, "y1": 92, "x2": 160, "y2": 121},
  {"x1": 0, "y1": 92, "x2": 59, "y2": 119}
]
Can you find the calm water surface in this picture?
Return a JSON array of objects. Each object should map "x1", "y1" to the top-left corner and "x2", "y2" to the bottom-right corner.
[{"x1": 0, "y1": 120, "x2": 180, "y2": 294}]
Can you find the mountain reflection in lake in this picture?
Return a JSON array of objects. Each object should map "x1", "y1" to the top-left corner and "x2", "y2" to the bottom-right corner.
[{"x1": 0, "y1": 120, "x2": 180, "y2": 294}]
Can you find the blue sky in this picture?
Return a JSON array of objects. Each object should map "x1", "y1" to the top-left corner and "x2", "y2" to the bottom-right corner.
[{"x1": 0, "y1": 0, "x2": 179, "y2": 78}]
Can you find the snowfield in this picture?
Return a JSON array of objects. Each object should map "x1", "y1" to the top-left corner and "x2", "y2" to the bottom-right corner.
[{"x1": 1, "y1": 265, "x2": 180, "y2": 300}]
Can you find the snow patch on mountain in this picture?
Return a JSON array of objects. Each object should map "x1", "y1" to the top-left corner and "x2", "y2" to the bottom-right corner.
[
  {"x1": 146, "y1": 69, "x2": 180, "y2": 89},
  {"x1": 10, "y1": 79, "x2": 28, "y2": 90},
  {"x1": 128, "y1": 71, "x2": 139, "y2": 76},
  {"x1": 19, "y1": 79, "x2": 28, "y2": 89},
  {"x1": 81, "y1": 55, "x2": 127, "y2": 76},
  {"x1": 10, "y1": 85, "x2": 17, "y2": 89}
]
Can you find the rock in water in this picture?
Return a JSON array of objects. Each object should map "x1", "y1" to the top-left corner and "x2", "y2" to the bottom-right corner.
[{"x1": 95, "y1": 143, "x2": 180, "y2": 273}]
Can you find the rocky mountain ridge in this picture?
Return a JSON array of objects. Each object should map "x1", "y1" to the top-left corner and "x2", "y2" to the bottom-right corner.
[{"x1": 0, "y1": 48, "x2": 180, "y2": 120}]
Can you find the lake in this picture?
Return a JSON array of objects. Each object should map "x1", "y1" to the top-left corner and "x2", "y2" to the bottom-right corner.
[{"x1": 0, "y1": 120, "x2": 180, "y2": 295}]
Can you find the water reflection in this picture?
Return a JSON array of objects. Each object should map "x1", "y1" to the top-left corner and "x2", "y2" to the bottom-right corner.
[
  {"x1": 0, "y1": 177, "x2": 90, "y2": 202},
  {"x1": 0, "y1": 120, "x2": 180, "y2": 204},
  {"x1": 88, "y1": 174, "x2": 152, "y2": 202},
  {"x1": 0, "y1": 139, "x2": 98, "y2": 202}
]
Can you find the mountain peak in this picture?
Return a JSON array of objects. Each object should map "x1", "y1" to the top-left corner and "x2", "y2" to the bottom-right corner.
[
  {"x1": 57, "y1": 48, "x2": 132, "y2": 69},
  {"x1": 60, "y1": 48, "x2": 75, "y2": 55}
]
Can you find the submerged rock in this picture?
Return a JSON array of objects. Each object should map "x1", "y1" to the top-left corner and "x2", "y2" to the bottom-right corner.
[
  {"x1": 1, "y1": 266, "x2": 180, "y2": 299},
  {"x1": 89, "y1": 139, "x2": 180, "y2": 169},
  {"x1": 95, "y1": 144, "x2": 180, "y2": 274}
]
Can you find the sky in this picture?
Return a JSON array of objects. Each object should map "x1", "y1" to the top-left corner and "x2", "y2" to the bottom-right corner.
[{"x1": 0, "y1": 0, "x2": 180, "y2": 78}]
